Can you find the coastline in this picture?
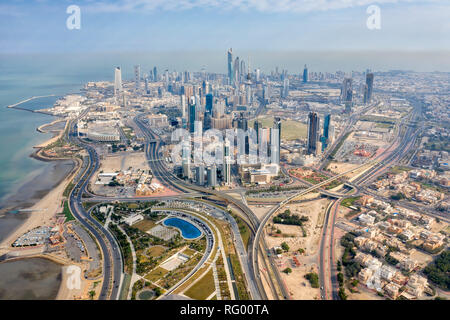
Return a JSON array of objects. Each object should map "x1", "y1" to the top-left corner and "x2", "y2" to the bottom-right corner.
[{"x1": 0, "y1": 111, "x2": 88, "y2": 299}]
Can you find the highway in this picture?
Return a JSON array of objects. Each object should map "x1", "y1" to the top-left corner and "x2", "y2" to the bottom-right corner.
[
  {"x1": 66, "y1": 117, "x2": 123, "y2": 300},
  {"x1": 133, "y1": 115, "x2": 267, "y2": 300}
]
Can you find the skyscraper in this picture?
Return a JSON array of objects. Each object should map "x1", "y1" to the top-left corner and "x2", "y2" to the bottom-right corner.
[
  {"x1": 144, "y1": 78, "x2": 149, "y2": 94},
  {"x1": 114, "y1": 67, "x2": 122, "y2": 97},
  {"x1": 282, "y1": 78, "x2": 289, "y2": 98},
  {"x1": 134, "y1": 65, "x2": 141, "y2": 92},
  {"x1": 303, "y1": 64, "x2": 308, "y2": 83},
  {"x1": 205, "y1": 93, "x2": 213, "y2": 115},
  {"x1": 321, "y1": 114, "x2": 331, "y2": 151},
  {"x1": 227, "y1": 48, "x2": 233, "y2": 85},
  {"x1": 307, "y1": 112, "x2": 320, "y2": 155},
  {"x1": 223, "y1": 139, "x2": 232, "y2": 186},
  {"x1": 234, "y1": 56, "x2": 240, "y2": 87},
  {"x1": 188, "y1": 97, "x2": 197, "y2": 133},
  {"x1": 153, "y1": 66, "x2": 158, "y2": 82},
  {"x1": 254, "y1": 120, "x2": 261, "y2": 145},
  {"x1": 271, "y1": 117, "x2": 282, "y2": 165},
  {"x1": 364, "y1": 72, "x2": 374, "y2": 104},
  {"x1": 341, "y1": 78, "x2": 353, "y2": 113},
  {"x1": 207, "y1": 165, "x2": 217, "y2": 187},
  {"x1": 181, "y1": 95, "x2": 187, "y2": 128}
]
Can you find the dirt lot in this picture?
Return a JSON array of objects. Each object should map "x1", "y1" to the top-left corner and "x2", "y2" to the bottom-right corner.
[
  {"x1": 326, "y1": 161, "x2": 362, "y2": 177},
  {"x1": 98, "y1": 152, "x2": 149, "y2": 173},
  {"x1": 264, "y1": 198, "x2": 330, "y2": 299},
  {"x1": 248, "y1": 204, "x2": 274, "y2": 220}
]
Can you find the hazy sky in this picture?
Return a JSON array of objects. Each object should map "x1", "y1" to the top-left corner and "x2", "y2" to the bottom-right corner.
[{"x1": 0, "y1": 0, "x2": 449, "y2": 54}]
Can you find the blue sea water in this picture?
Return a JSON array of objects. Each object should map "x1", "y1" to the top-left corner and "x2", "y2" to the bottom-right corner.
[{"x1": 163, "y1": 217, "x2": 202, "y2": 240}]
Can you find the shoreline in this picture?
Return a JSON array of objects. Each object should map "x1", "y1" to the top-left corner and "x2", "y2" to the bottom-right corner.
[{"x1": 0, "y1": 108, "x2": 88, "y2": 299}]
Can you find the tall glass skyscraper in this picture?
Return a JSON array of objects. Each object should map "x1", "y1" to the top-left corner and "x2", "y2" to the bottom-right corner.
[
  {"x1": 364, "y1": 72, "x2": 374, "y2": 104},
  {"x1": 321, "y1": 114, "x2": 331, "y2": 151},
  {"x1": 227, "y1": 48, "x2": 233, "y2": 85},
  {"x1": 303, "y1": 64, "x2": 308, "y2": 83},
  {"x1": 307, "y1": 112, "x2": 320, "y2": 155},
  {"x1": 188, "y1": 96, "x2": 197, "y2": 133},
  {"x1": 114, "y1": 67, "x2": 122, "y2": 97},
  {"x1": 134, "y1": 65, "x2": 141, "y2": 92}
]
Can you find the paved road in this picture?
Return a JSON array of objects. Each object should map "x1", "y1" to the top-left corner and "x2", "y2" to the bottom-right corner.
[{"x1": 67, "y1": 118, "x2": 123, "y2": 300}]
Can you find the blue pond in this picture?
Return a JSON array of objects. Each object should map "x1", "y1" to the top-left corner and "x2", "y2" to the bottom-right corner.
[{"x1": 163, "y1": 217, "x2": 202, "y2": 240}]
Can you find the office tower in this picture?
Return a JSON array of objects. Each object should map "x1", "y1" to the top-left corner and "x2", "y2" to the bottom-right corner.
[
  {"x1": 205, "y1": 94, "x2": 213, "y2": 115},
  {"x1": 181, "y1": 95, "x2": 187, "y2": 126},
  {"x1": 256, "y1": 69, "x2": 260, "y2": 82},
  {"x1": 144, "y1": 78, "x2": 149, "y2": 94},
  {"x1": 271, "y1": 117, "x2": 281, "y2": 165},
  {"x1": 321, "y1": 114, "x2": 331, "y2": 151},
  {"x1": 114, "y1": 67, "x2": 122, "y2": 97},
  {"x1": 234, "y1": 56, "x2": 240, "y2": 87},
  {"x1": 282, "y1": 78, "x2": 289, "y2": 98},
  {"x1": 259, "y1": 128, "x2": 271, "y2": 164},
  {"x1": 182, "y1": 141, "x2": 191, "y2": 179},
  {"x1": 341, "y1": 78, "x2": 353, "y2": 113},
  {"x1": 153, "y1": 66, "x2": 158, "y2": 82},
  {"x1": 188, "y1": 96, "x2": 197, "y2": 133},
  {"x1": 148, "y1": 69, "x2": 154, "y2": 82},
  {"x1": 307, "y1": 112, "x2": 320, "y2": 155},
  {"x1": 134, "y1": 65, "x2": 141, "y2": 92},
  {"x1": 254, "y1": 121, "x2": 261, "y2": 144},
  {"x1": 246, "y1": 85, "x2": 252, "y2": 104},
  {"x1": 227, "y1": 48, "x2": 233, "y2": 85},
  {"x1": 195, "y1": 165, "x2": 205, "y2": 186},
  {"x1": 364, "y1": 72, "x2": 374, "y2": 104},
  {"x1": 240, "y1": 60, "x2": 246, "y2": 80},
  {"x1": 212, "y1": 99, "x2": 225, "y2": 119},
  {"x1": 303, "y1": 64, "x2": 308, "y2": 83},
  {"x1": 165, "y1": 70, "x2": 169, "y2": 88},
  {"x1": 207, "y1": 165, "x2": 217, "y2": 187},
  {"x1": 223, "y1": 139, "x2": 232, "y2": 185}
]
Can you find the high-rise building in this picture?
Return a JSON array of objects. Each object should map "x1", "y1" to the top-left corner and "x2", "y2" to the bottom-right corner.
[
  {"x1": 144, "y1": 78, "x2": 149, "y2": 94},
  {"x1": 134, "y1": 65, "x2": 141, "y2": 92},
  {"x1": 227, "y1": 48, "x2": 233, "y2": 85},
  {"x1": 188, "y1": 96, "x2": 197, "y2": 133},
  {"x1": 240, "y1": 60, "x2": 246, "y2": 81},
  {"x1": 341, "y1": 78, "x2": 353, "y2": 113},
  {"x1": 271, "y1": 117, "x2": 281, "y2": 165},
  {"x1": 205, "y1": 94, "x2": 213, "y2": 115},
  {"x1": 364, "y1": 72, "x2": 374, "y2": 104},
  {"x1": 114, "y1": 67, "x2": 122, "y2": 97},
  {"x1": 254, "y1": 121, "x2": 261, "y2": 145},
  {"x1": 153, "y1": 66, "x2": 158, "y2": 82},
  {"x1": 207, "y1": 165, "x2": 217, "y2": 187},
  {"x1": 195, "y1": 165, "x2": 205, "y2": 186},
  {"x1": 321, "y1": 114, "x2": 331, "y2": 151},
  {"x1": 234, "y1": 56, "x2": 240, "y2": 87},
  {"x1": 282, "y1": 78, "x2": 289, "y2": 98},
  {"x1": 256, "y1": 69, "x2": 260, "y2": 82},
  {"x1": 303, "y1": 64, "x2": 308, "y2": 83},
  {"x1": 307, "y1": 112, "x2": 320, "y2": 155},
  {"x1": 182, "y1": 141, "x2": 191, "y2": 179},
  {"x1": 223, "y1": 139, "x2": 232, "y2": 186}
]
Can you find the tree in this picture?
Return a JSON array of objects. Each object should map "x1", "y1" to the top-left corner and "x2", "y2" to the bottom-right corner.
[
  {"x1": 283, "y1": 268, "x2": 292, "y2": 274},
  {"x1": 89, "y1": 290, "x2": 96, "y2": 300},
  {"x1": 338, "y1": 288, "x2": 347, "y2": 300},
  {"x1": 281, "y1": 242, "x2": 290, "y2": 252}
]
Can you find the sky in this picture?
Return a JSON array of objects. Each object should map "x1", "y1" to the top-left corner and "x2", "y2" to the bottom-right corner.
[{"x1": 0, "y1": 0, "x2": 449, "y2": 54}]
